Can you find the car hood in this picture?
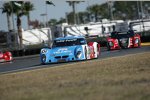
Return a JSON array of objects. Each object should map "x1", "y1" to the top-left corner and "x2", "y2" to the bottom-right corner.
[{"x1": 50, "y1": 45, "x2": 82, "y2": 56}]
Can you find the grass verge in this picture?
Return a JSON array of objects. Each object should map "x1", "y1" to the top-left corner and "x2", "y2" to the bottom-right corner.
[
  {"x1": 0, "y1": 52, "x2": 150, "y2": 100},
  {"x1": 141, "y1": 42, "x2": 150, "y2": 46}
]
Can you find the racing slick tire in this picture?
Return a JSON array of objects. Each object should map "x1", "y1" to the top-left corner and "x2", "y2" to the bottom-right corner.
[
  {"x1": 84, "y1": 47, "x2": 87, "y2": 60},
  {"x1": 137, "y1": 39, "x2": 141, "y2": 48},
  {"x1": 41, "y1": 63, "x2": 46, "y2": 65},
  {"x1": 107, "y1": 42, "x2": 111, "y2": 51},
  {"x1": 96, "y1": 44, "x2": 100, "y2": 58}
]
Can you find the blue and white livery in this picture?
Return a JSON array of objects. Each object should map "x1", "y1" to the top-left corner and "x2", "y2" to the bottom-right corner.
[{"x1": 40, "y1": 36, "x2": 100, "y2": 64}]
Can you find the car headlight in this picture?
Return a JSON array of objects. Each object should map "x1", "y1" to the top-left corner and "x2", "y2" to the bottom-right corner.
[
  {"x1": 41, "y1": 54, "x2": 46, "y2": 62},
  {"x1": 135, "y1": 39, "x2": 139, "y2": 44},
  {"x1": 75, "y1": 46, "x2": 82, "y2": 59},
  {"x1": 41, "y1": 49, "x2": 47, "y2": 54},
  {"x1": 76, "y1": 51, "x2": 82, "y2": 58},
  {"x1": 109, "y1": 42, "x2": 114, "y2": 46}
]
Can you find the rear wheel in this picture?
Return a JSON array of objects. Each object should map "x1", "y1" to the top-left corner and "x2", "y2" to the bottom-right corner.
[
  {"x1": 137, "y1": 39, "x2": 141, "y2": 48},
  {"x1": 96, "y1": 45, "x2": 100, "y2": 58},
  {"x1": 107, "y1": 42, "x2": 111, "y2": 51},
  {"x1": 41, "y1": 54, "x2": 46, "y2": 64}
]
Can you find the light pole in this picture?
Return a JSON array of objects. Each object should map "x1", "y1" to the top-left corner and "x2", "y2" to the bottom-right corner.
[
  {"x1": 108, "y1": 1, "x2": 114, "y2": 20},
  {"x1": 40, "y1": 13, "x2": 47, "y2": 27},
  {"x1": 137, "y1": 1, "x2": 140, "y2": 19},
  {"x1": 140, "y1": 1, "x2": 145, "y2": 33},
  {"x1": 46, "y1": 3, "x2": 48, "y2": 27},
  {"x1": 65, "y1": 12, "x2": 68, "y2": 24},
  {"x1": 45, "y1": 1, "x2": 55, "y2": 27},
  {"x1": 73, "y1": 1, "x2": 76, "y2": 24}
]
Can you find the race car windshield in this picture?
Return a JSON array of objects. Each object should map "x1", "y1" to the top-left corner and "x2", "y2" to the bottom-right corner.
[
  {"x1": 127, "y1": 30, "x2": 135, "y2": 37},
  {"x1": 116, "y1": 34, "x2": 129, "y2": 39},
  {"x1": 111, "y1": 31, "x2": 134, "y2": 39},
  {"x1": 53, "y1": 38, "x2": 86, "y2": 47}
]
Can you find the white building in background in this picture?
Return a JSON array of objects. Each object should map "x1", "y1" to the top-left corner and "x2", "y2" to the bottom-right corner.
[
  {"x1": 22, "y1": 28, "x2": 52, "y2": 46},
  {"x1": 52, "y1": 19, "x2": 150, "y2": 38},
  {"x1": 0, "y1": 28, "x2": 53, "y2": 50},
  {"x1": 51, "y1": 19, "x2": 124, "y2": 37},
  {"x1": 129, "y1": 19, "x2": 150, "y2": 33}
]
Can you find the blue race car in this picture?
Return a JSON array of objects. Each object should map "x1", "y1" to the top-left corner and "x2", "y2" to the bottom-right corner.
[{"x1": 40, "y1": 36, "x2": 100, "y2": 64}]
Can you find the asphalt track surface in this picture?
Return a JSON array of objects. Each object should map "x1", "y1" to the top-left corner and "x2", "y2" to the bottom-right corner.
[{"x1": 0, "y1": 46, "x2": 149, "y2": 74}]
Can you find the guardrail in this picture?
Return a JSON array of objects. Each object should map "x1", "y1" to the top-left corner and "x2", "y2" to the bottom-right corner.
[{"x1": 11, "y1": 48, "x2": 41, "y2": 57}]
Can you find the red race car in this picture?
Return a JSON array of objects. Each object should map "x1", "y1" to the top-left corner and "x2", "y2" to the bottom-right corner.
[
  {"x1": 0, "y1": 50, "x2": 13, "y2": 62},
  {"x1": 107, "y1": 30, "x2": 141, "y2": 50}
]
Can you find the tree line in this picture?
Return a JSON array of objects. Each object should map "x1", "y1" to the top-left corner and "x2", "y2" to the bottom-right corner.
[
  {"x1": 65, "y1": 1, "x2": 150, "y2": 25},
  {"x1": 1, "y1": 1, "x2": 150, "y2": 31},
  {"x1": 0, "y1": 1, "x2": 150, "y2": 49}
]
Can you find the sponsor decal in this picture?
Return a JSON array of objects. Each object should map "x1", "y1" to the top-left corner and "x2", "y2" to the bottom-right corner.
[{"x1": 54, "y1": 48, "x2": 71, "y2": 54}]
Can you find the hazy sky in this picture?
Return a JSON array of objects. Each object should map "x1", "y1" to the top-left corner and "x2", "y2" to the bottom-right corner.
[{"x1": 0, "y1": 0, "x2": 106, "y2": 31}]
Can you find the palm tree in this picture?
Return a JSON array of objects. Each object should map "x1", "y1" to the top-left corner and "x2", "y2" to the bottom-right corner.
[
  {"x1": 66, "y1": 1, "x2": 84, "y2": 24},
  {"x1": 0, "y1": 2, "x2": 12, "y2": 31},
  {"x1": 98, "y1": 3, "x2": 109, "y2": 19},
  {"x1": 23, "y1": 2, "x2": 34, "y2": 29},
  {"x1": 12, "y1": 1, "x2": 24, "y2": 49},
  {"x1": 46, "y1": 1, "x2": 55, "y2": 27},
  {"x1": 87, "y1": 4, "x2": 101, "y2": 22},
  {"x1": 11, "y1": 1, "x2": 34, "y2": 49},
  {"x1": 48, "y1": 19, "x2": 58, "y2": 26},
  {"x1": 77, "y1": 11, "x2": 89, "y2": 24}
]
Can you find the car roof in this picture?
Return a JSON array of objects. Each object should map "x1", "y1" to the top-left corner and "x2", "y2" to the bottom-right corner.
[{"x1": 54, "y1": 36, "x2": 85, "y2": 40}]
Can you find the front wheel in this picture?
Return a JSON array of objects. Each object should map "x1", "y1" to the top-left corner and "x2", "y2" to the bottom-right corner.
[
  {"x1": 107, "y1": 42, "x2": 111, "y2": 51},
  {"x1": 84, "y1": 47, "x2": 87, "y2": 60},
  {"x1": 41, "y1": 63, "x2": 46, "y2": 65}
]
